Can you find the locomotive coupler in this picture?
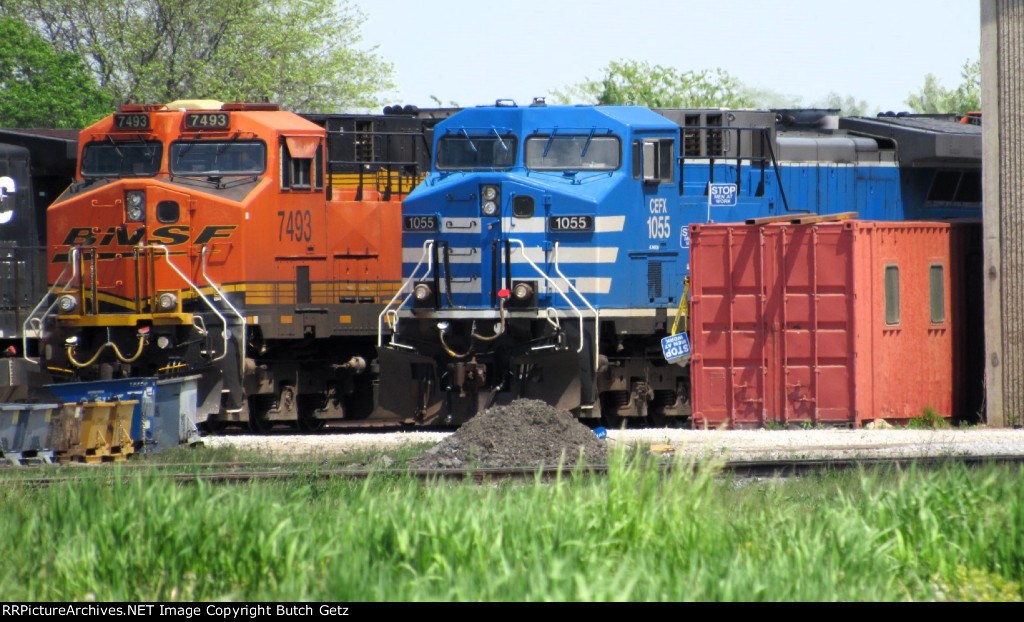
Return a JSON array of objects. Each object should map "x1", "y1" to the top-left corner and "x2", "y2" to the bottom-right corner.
[{"x1": 450, "y1": 358, "x2": 486, "y2": 398}]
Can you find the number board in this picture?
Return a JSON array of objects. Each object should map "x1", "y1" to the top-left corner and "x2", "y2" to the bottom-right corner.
[
  {"x1": 185, "y1": 112, "x2": 230, "y2": 129},
  {"x1": 548, "y1": 215, "x2": 594, "y2": 232},
  {"x1": 403, "y1": 215, "x2": 438, "y2": 231},
  {"x1": 113, "y1": 114, "x2": 150, "y2": 130}
]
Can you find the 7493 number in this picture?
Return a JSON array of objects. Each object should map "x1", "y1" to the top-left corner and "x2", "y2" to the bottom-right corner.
[{"x1": 278, "y1": 210, "x2": 313, "y2": 242}]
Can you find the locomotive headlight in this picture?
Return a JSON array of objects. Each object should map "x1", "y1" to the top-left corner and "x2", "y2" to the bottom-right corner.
[
  {"x1": 507, "y1": 281, "x2": 536, "y2": 308},
  {"x1": 413, "y1": 283, "x2": 433, "y2": 301},
  {"x1": 480, "y1": 184, "x2": 500, "y2": 216},
  {"x1": 125, "y1": 190, "x2": 146, "y2": 222},
  {"x1": 413, "y1": 282, "x2": 436, "y2": 308},
  {"x1": 512, "y1": 282, "x2": 534, "y2": 301},
  {"x1": 155, "y1": 292, "x2": 178, "y2": 312},
  {"x1": 156, "y1": 336, "x2": 171, "y2": 349},
  {"x1": 56, "y1": 294, "x2": 78, "y2": 313}
]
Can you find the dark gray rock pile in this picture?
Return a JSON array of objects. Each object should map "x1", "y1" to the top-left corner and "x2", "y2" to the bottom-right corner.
[{"x1": 408, "y1": 399, "x2": 607, "y2": 469}]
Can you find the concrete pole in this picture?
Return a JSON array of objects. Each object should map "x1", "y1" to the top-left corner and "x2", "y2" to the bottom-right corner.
[{"x1": 982, "y1": 0, "x2": 1024, "y2": 427}]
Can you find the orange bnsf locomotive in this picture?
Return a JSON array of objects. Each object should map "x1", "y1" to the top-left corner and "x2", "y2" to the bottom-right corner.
[{"x1": 30, "y1": 101, "x2": 439, "y2": 431}]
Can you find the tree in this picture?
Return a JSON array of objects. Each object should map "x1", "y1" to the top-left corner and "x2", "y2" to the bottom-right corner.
[
  {"x1": 551, "y1": 60, "x2": 753, "y2": 108},
  {"x1": 0, "y1": 16, "x2": 110, "y2": 127},
  {"x1": 906, "y1": 58, "x2": 980, "y2": 114},
  {"x1": 738, "y1": 85, "x2": 803, "y2": 110},
  {"x1": 1, "y1": 0, "x2": 393, "y2": 112},
  {"x1": 813, "y1": 92, "x2": 876, "y2": 117}
]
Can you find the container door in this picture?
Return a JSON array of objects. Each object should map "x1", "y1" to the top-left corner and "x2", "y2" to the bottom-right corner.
[
  {"x1": 691, "y1": 225, "x2": 770, "y2": 428},
  {"x1": 778, "y1": 225, "x2": 856, "y2": 426}
]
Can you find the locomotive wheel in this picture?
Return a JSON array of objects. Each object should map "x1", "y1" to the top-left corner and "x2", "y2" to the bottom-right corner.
[
  {"x1": 201, "y1": 418, "x2": 228, "y2": 435},
  {"x1": 248, "y1": 394, "x2": 275, "y2": 434},
  {"x1": 297, "y1": 405, "x2": 325, "y2": 432},
  {"x1": 600, "y1": 392, "x2": 627, "y2": 430},
  {"x1": 646, "y1": 409, "x2": 668, "y2": 428},
  {"x1": 601, "y1": 410, "x2": 625, "y2": 430}
]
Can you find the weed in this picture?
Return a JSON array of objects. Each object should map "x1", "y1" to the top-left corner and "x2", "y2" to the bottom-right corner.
[{"x1": 908, "y1": 405, "x2": 951, "y2": 429}]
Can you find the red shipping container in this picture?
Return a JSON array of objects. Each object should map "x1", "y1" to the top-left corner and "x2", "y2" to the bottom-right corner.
[{"x1": 689, "y1": 221, "x2": 980, "y2": 428}]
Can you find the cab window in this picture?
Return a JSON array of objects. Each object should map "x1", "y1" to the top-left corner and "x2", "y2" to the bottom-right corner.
[
  {"x1": 436, "y1": 134, "x2": 517, "y2": 170},
  {"x1": 169, "y1": 140, "x2": 266, "y2": 176},
  {"x1": 281, "y1": 141, "x2": 324, "y2": 191},
  {"x1": 635, "y1": 138, "x2": 675, "y2": 184},
  {"x1": 81, "y1": 141, "x2": 162, "y2": 178},
  {"x1": 524, "y1": 135, "x2": 620, "y2": 171}
]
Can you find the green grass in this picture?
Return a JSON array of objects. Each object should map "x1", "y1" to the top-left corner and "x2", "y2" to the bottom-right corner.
[
  {"x1": 907, "y1": 405, "x2": 952, "y2": 429},
  {"x1": 0, "y1": 450, "x2": 1021, "y2": 601}
]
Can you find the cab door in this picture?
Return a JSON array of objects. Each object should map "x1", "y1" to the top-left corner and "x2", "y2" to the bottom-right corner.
[{"x1": 629, "y1": 135, "x2": 682, "y2": 309}]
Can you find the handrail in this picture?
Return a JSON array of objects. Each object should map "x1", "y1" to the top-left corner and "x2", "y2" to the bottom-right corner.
[
  {"x1": 200, "y1": 245, "x2": 245, "y2": 362},
  {"x1": 22, "y1": 247, "x2": 81, "y2": 365},
  {"x1": 23, "y1": 244, "x2": 240, "y2": 367},
  {"x1": 149, "y1": 244, "x2": 231, "y2": 362},
  {"x1": 378, "y1": 240, "x2": 435, "y2": 347},
  {"x1": 552, "y1": 241, "x2": 600, "y2": 369},
  {"x1": 507, "y1": 239, "x2": 586, "y2": 353}
]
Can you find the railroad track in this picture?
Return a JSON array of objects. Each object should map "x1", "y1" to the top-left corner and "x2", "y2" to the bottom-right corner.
[{"x1": 5, "y1": 454, "x2": 1024, "y2": 488}]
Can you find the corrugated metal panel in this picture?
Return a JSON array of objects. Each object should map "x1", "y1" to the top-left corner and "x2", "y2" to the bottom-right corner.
[{"x1": 690, "y1": 221, "x2": 974, "y2": 428}]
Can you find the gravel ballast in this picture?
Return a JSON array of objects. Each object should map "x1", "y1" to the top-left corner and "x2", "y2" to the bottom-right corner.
[{"x1": 203, "y1": 402, "x2": 1024, "y2": 466}]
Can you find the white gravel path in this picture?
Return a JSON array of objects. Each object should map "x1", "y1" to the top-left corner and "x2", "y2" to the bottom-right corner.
[{"x1": 203, "y1": 427, "x2": 1024, "y2": 461}]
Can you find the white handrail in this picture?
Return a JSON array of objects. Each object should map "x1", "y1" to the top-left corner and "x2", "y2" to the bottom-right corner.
[
  {"x1": 552, "y1": 241, "x2": 600, "y2": 370},
  {"x1": 22, "y1": 247, "x2": 81, "y2": 365},
  {"x1": 149, "y1": 244, "x2": 230, "y2": 362},
  {"x1": 200, "y1": 245, "x2": 245, "y2": 362},
  {"x1": 378, "y1": 240, "x2": 435, "y2": 347},
  {"x1": 507, "y1": 239, "x2": 586, "y2": 353}
]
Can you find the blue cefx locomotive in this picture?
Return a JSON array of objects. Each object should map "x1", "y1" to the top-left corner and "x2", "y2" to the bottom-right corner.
[{"x1": 377, "y1": 101, "x2": 981, "y2": 426}]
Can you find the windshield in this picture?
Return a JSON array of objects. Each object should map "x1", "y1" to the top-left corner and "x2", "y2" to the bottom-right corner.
[
  {"x1": 525, "y1": 135, "x2": 620, "y2": 171},
  {"x1": 170, "y1": 140, "x2": 266, "y2": 175},
  {"x1": 436, "y1": 134, "x2": 517, "y2": 170},
  {"x1": 80, "y1": 141, "x2": 162, "y2": 178}
]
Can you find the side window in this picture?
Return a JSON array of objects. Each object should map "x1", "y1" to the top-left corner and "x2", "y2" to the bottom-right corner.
[
  {"x1": 280, "y1": 138, "x2": 323, "y2": 191},
  {"x1": 632, "y1": 140, "x2": 641, "y2": 179},
  {"x1": 640, "y1": 138, "x2": 674, "y2": 184},
  {"x1": 884, "y1": 264, "x2": 900, "y2": 326},
  {"x1": 314, "y1": 144, "x2": 324, "y2": 191},
  {"x1": 929, "y1": 263, "x2": 945, "y2": 324}
]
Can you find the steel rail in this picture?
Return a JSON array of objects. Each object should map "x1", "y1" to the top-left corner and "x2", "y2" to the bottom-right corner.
[{"x1": 5, "y1": 454, "x2": 1024, "y2": 487}]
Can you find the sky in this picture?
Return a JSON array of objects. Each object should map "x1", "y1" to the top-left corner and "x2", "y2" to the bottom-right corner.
[{"x1": 357, "y1": 0, "x2": 981, "y2": 112}]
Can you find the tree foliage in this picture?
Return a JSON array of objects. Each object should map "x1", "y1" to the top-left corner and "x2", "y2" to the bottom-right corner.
[
  {"x1": 0, "y1": 16, "x2": 110, "y2": 127},
  {"x1": 551, "y1": 60, "x2": 753, "y2": 108},
  {"x1": 1, "y1": 0, "x2": 393, "y2": 112},
  {"x1": 737, "y1": 85, "x2": 802, "y2": 110},
  {"x1": 906, "y1": 58, "x2": 980, "y2": 115},
  {"x1": 814, "y1": 92, "x2": 875, "y2": 117}
]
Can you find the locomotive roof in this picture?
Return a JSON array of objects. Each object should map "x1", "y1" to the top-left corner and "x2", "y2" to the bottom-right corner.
[
  {"x1": 0, "y1": 142, "x2": 29, "y2": 157},
  {"x1": 838, "y1": 115, "x2": 981, "y2": 167},
  {"x1": 235, "y1": 109, "x2": 324, "y2": 134},
  {"x1": 438, "y1": 105, "x2": 677, "y2": 133},
  {"x1": 0, "y1": 129, "x2": 78, "y2": 176}
]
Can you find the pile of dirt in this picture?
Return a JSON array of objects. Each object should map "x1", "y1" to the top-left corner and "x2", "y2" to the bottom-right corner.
[{"x1": 408, "y1": 399, "x2": 607, "y2": 469}]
